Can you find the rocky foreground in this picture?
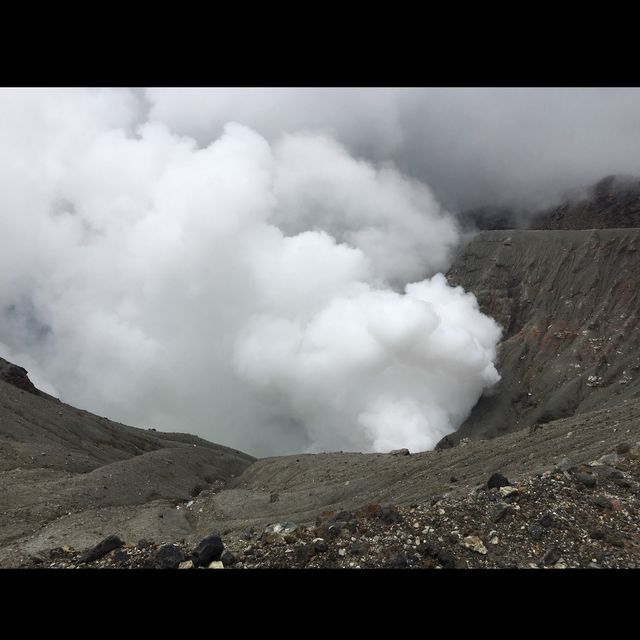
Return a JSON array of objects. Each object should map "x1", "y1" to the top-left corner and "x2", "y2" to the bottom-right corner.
[{"x1": 19, "y1": 442, "x2": 640, "y2": 569}]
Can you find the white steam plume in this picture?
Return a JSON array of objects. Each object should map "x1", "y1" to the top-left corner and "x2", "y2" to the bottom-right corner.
[{"x1": 0, "y1": 88, "x2": 501, "y2": 455}]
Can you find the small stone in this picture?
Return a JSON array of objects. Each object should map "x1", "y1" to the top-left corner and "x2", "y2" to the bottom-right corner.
[
  {"x1": 489, "y1": 503, "x2": 510, "y2": 522},
  {"x1": 616, "y1": 442, "x2": 631, "y2": 455},
  {"x1": 207, "y1": 561, "x2": 224, "y2": 569},
  {"x1": 591, "y1": 465, "x2": 623, "y2": 479},
  {"x1": 262, "y1": 521, "x2": 300, "y2": 543},
  {"x1": 220, "y1": 549, "x2": 237, "y2": 566},
  {"x1": 78, "y1": 535, "x2": 124, "y2": 564},
  {"x1": 555, "y1": 457, "x2": 573, "y2": 472},
  {"x1": 576, "y1": 472, "x2": 597, "y2": 488},
  {"x1": 349, "y1": 541, "x2": 363, "y2": 555},
  {"x1": 487, "y1": 473, "x2": 510, "y2": 489},
  {"x1": 461, "y1": 536, "x2": 488, "y2": 555},
  {"x1": 338, "y1": 548, "x2": 346, "y2": 557},
  {"x1": 437, "y1": 550, "x2": 456, "y2": 569},
  {"x1": 417, "y1": 543, "x2": 439, "y2": 558},
  {"x1": 528, "y1": 524, "x2": 544, "y2": 540},
  {"x1": 178, "y1": 560, "x2": 194, "y2": 569},
  {"x1": 589, "y1": 530, "x2": 606, "y2": 540},
  {"x1": 541, "y1": 546, "x2": 561, "y2": 566},
  {"x1": 264, "y1": 521, "x2": 299, "y2": 535},
  {"x1": 489, "y1": 536, "x2": 499, "y2": 545},
  {"x1": 612, "y1": 477, "x2": 633, "y2": 488},
  {"x1": 593, "y1": 496, "x2": 613, "y2": 510},
  {"x1": 312, "y1": 538, "x2": 328, "y2": 553},
  {"x1": 598, "y1": 452, "x2": 620, "y2": 466},
  {"x1": 390, "y1": 448, "x2": 410, "y2": 456},
  {"x1": 499, "y1": 486, "x2": 519, "y2": 498},
  {"x1": 539, "y1": 513, "x2": 555, "y2": 528}
]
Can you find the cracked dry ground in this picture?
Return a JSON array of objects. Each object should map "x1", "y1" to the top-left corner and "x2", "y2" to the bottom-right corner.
[{"x1": 21, "y1": 444, "x2": 640, "y2": 569}]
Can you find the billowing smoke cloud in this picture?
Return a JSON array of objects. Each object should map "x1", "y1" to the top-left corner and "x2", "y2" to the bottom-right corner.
[
  {"x1": 147, "y1": 87, "x2": 640, "y2": 211},
  {"x1": 0, "y1": 88, "x2": 502, "y2": 456}
]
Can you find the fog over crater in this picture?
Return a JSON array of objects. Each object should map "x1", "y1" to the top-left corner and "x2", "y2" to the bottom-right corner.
[{"x1": 2, "y1": 88, "x2": 637, "y2": 455}]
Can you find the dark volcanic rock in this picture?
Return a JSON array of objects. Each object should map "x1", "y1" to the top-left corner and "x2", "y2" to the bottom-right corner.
[
  {"x1": 78, "y1": 535, "x2": 124, "y2": 564},
  {"x1": 576, "y1": 472, "x2": 597, "y2": 488},
  {"x1": 489, "y1": 503, "x2": 510, "y2": 523},
  {"x1": 221, "y1": 549, "x2": 237, "y2": 566},
  {"x1": 437, "y1": 550, "x2": 456, "y2": 569},
  {"x1": 591, "y1": 465, "x2": 623, "y2": 479},
  {"x1": 487, "y1": 473, "x2": 510, "y2": 490},
  {"x1": 379, "y1": 503, "x2": 402, "y2": 525},
  {"x1": 541, "y1": 546, "x2": 562, "y2": 566},
  {"x1": 312, "y1": 538, "x2": 328, "y2": 553},
  {"x1": 593, "y1": 496, "x2": 614, "y2": 510},
  {"x1": 417, "y1": 543, "x2": 439, "y2": 558},
  {"x1": 539, "y1": 513, "x2": 555, "y2": 528},
  {"x1": 528, "y1": 524, "x2": 545, "y2": 540},
  {"x1": 191, "y1": 534, "x2": 224, "y2": 567},
  {"x1": 154, "y1": 544, "x2": 185, "y2": 569},
  {"x1": 349, "y1": 541, "x2": 364, "y2": 555}
]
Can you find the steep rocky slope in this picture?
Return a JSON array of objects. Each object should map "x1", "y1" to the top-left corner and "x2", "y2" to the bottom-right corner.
[{"x1": 438, "y1": 228, "x2": 640, "y2": 447}]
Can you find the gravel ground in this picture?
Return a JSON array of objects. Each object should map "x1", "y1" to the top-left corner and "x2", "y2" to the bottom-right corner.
[{"x1": 19, "y1": 442, "x2": 640, "y2": 569}]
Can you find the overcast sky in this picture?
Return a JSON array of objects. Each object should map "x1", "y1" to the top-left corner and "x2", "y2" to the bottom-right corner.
[{"x1": 146, "y1": 87, "x2": 640, "y2": 210}]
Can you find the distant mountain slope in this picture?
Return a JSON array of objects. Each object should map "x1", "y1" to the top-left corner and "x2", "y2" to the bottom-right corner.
[
  {"x1": 438, "y1": 228, "x2": 640, "y2": 447},
  {"x1": 531, "y1": 175, "x2": 640, "y2": 230},
  {"x1": 460, "y1": 175, "x2": 640, "y2": 232}
]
